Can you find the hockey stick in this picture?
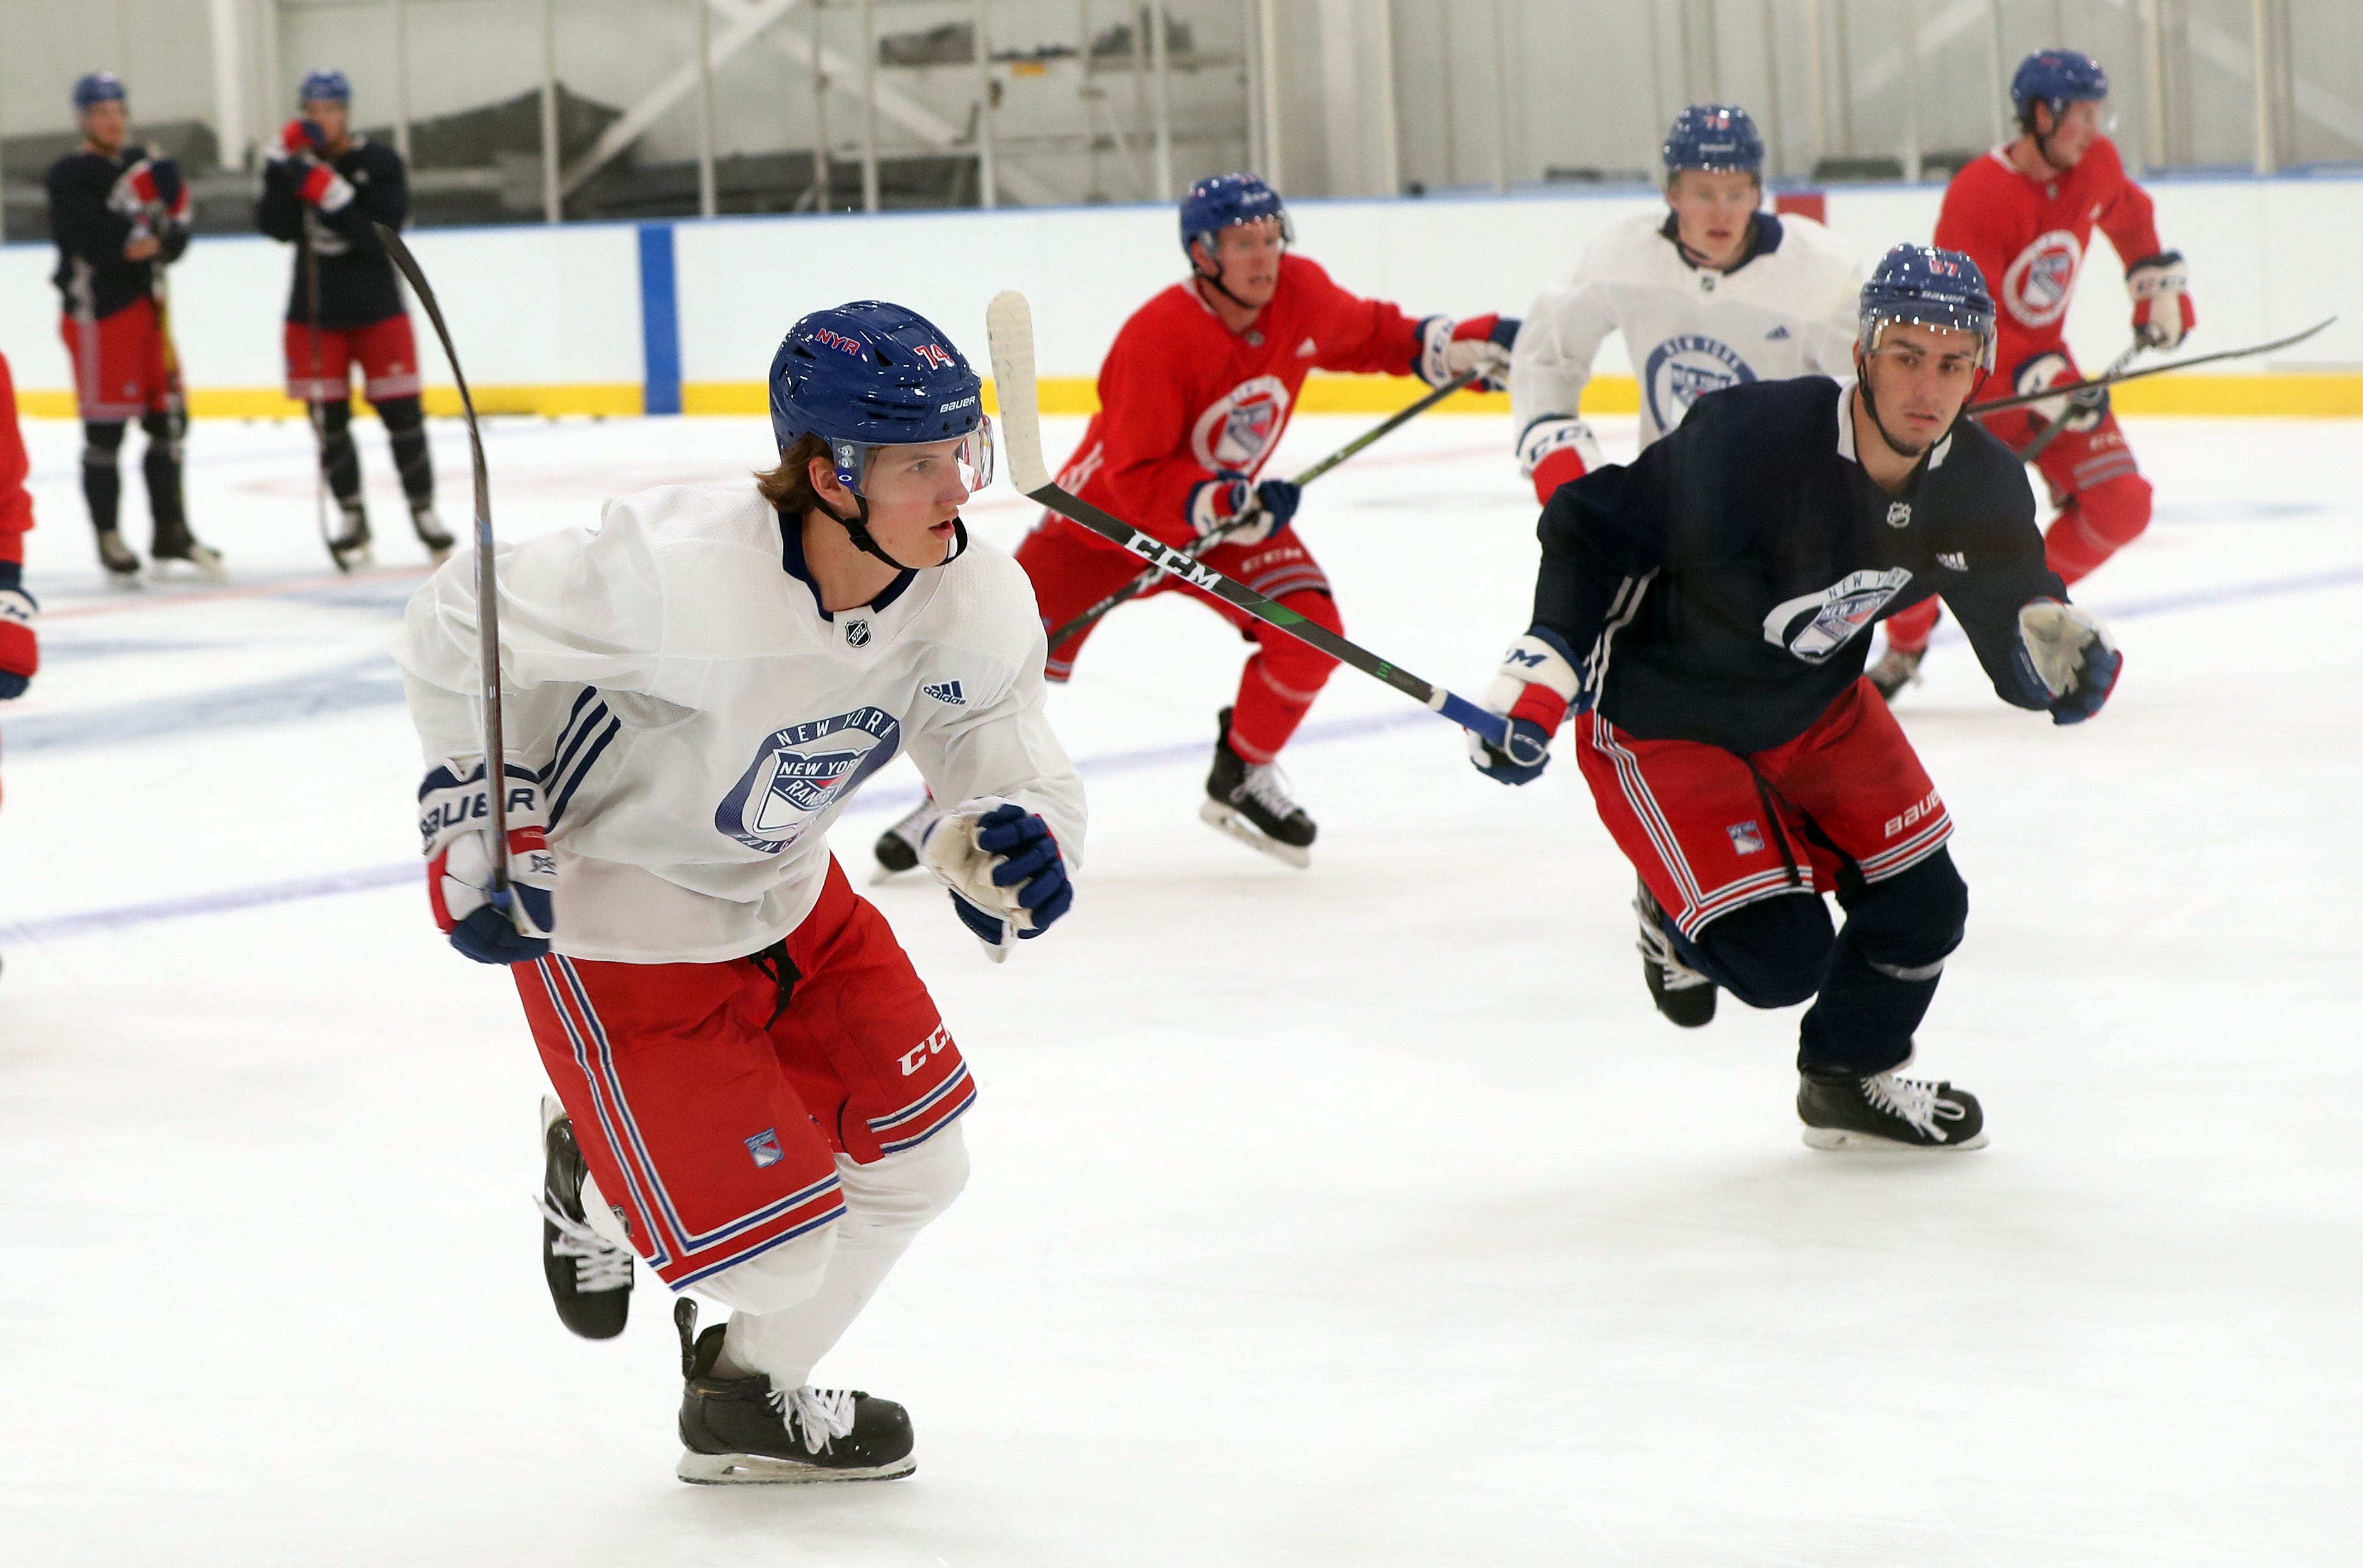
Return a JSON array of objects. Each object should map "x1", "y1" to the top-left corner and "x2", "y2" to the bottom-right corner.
[
  {"x1": 1041, "y1": 367, "x2": 1483, "y2": 648},
  {"x1": 1967, "y1": 316, "x2": 2335, "y2": 415},
  {"x1": 2016, "y1": 338, "x2": 2143, "y2": 465},
  {"x1": 987, "y1": 290, "x2": 1532, "y2": 761},
  {"x1": 373, "y1": 221, "x2": 511, "y2": 901}
]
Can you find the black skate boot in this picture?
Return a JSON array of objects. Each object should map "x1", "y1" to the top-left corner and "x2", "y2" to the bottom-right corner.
[
  {"x1": 147, "y1": 515, "x2": 228, "y2": 585},
  {"x1": 1634, "y1": 880, "x2": 1716, "y2": 1028},
  {"x1": 326, "y1": 500, "x2": 373, "y2": 573},
  {"x1": 872, "y1": 793, "x2": 939, "y2": 880},
  {"x1": 1798, "y1": 1061, "x2": 1987, "y2": 1151},
  {"x1": 410, "y1": 502, "x2": 455, "y2": 565},
  {"x1": 96, "y1": 528, "x2": 144, "y2": 590},
  {"x1": 674, "y1": 1301, "x2": 917, "y2": 1485},
  {"x1": 1200, "y1": 707, "x2": 1316, "y2": 868},
  {"x1": 1867, "y1": 645, "x2": 1924, "y2": 701},
  {"x1": 538, "y1": 1096, "x2": 634, "y2": 1339}
]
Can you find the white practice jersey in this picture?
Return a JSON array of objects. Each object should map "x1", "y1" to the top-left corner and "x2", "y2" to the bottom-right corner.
[
  {"x1": 1510, "y1": 209, "x2": 1864, "y2": 479},
  {"x1": 396, "y1": 483, "x2": 1085, "y2": 965}
]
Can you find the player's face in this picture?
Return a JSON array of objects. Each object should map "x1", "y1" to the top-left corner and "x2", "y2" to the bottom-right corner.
[
  {"x1": 1666, "y1": 170, "x2": 1760, "y2": 267},
  {"x1": 81, "y1": 102, "x2": 129, "y2": 151},
  {"x1": 2037, "y1": 98, "x2": 2110, "y2": 166},
  {"x1": 1861, "y1": 322, "x2": 1984, "y2": 453},
  {"x1": 852, "y1": 438, "x2": 973, "y2": 567},
  {"x1": 1201, "y1": 218, "x2": 1285, "y2": 308},
  {"x1": 304, "y1": 101, "x2": 351, "y2": 144}
]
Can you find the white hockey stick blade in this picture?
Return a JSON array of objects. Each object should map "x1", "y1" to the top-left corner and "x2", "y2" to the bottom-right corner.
[{"x1": 985, "y1": 291, "x2": 1052, "y2": 495}]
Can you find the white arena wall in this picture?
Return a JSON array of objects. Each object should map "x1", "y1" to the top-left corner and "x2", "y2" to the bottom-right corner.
[{"x1": 4, "y1": 175, "x2": 2359, "y2": 422}]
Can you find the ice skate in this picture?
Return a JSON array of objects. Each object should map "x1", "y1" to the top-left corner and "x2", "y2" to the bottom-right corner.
[
  {"x1": 871, "y1": 793, "x2": 940, "y2": 880},
  {"x1": 1867, "y1": 645, "x2": 1924, "y2": 701},
  {"x1": 96, "y1": 528, "x2": 144, "y2": 590},
  {"x1": 410, "y1": 502, "x2": 455, "y2": 565},
  {"x1": 1634, "y1": 879, "x2": 1717, "y2": 1028},
  {"x1": 1200, "y1": 706, "x2": 1315, "y2": 868},
  {"x1": 326, "y1": 502, "x2": 374, "y2": 573},
  {"x1": 1798, "y1": 1061, "x2": 1987, "y2": 1151},
  {"x1": 673, "y1": 1301, "x2": 916, "y2": 1485},
  {"x1": 538, "y1": 1095, "x2": 633, "y2": 1340}
]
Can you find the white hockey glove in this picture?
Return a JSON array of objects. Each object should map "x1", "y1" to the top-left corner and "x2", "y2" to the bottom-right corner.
[
  {"x1": 2127, "y1": 251, "x2": 2194, "y2": 351},
  {"x1": 0, "y1": 579, "x2": 37, "y2": 701},
  {"x1": 1467, "y1": 630, "x2": 1582, "y2": 785},
  {"x1": 1517, "y1": 415, "x2": 1605, "y2": 507},
  {"x1": 919, "y1": 796, "x2": 1073, "y2": 962},
  {"x1": 2014, "y1": 352, "x2": 2106, "y2": 431},
  {"x1": 1416, "y1": 314, "x2": 1519, "y2": 391},
  {"x1": 2015, "y1": 599, "x2": 2122, "y2": 725},
  {"x1": 418, "y1": 759, "x2": 557, "y2": 963}
]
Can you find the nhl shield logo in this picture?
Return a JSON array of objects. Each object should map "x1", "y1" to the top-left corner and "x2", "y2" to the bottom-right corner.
[
  {"x1": 1886, "y1": 500, "x2": 1912, "y2": 529},
  {"x1": 744, "y1": 1127, "x2": 784, "y2": 1168},
  {"x1": 845, "y1": 617, "x2": 872, "y2": 648},
  {"x1": 715, "y1": 706, "x2": 903, "y2": 853}
]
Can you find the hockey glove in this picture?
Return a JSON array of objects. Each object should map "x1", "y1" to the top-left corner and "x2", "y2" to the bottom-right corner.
[
  {"x1": 2127, "y1": 251, "x2": 2193, "y2": 351},
  {"x1": 298, "y1": 161, "x2": 356, "y2": 214},
  {"x1": 1517, "y1": 415, "x2": 1605, "y2": 507},
  {"x1": 1416, "y1": 314, "x2": 1520, "y2": 391},
  {"x1": 107, "y1": 159, "x2": 162, "y2": 219},
  {"x1": 1468, "y1": 629, "x2": 1582, "y2": 785},
  {"x1": 419, "y1": 759, "x2": 558, "y2": 964},
  {"x1": 0, "y1": 572, "x2": 37, "y2": 701},
  {"x1": 275, "y1": 118, "x2": 328, "y2": 159},
  {"x1": 1187, "y1": 471, "x2": 1295, "y2": 546},
  {"x1": 920, "y1": 797, "x2": 1072, "y2": 960},
  {"x1": 2014, "y1": 352, "x2": 2107, "y2": 431},
  {"x1": 2014, "y1": 599, "x2": 2122, "y2": 725}
]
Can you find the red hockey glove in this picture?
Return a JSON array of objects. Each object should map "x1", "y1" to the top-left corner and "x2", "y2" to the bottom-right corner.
[
  {"x1": 1469, "y1": 629, "x2": 1582, "y2": 784},
  {"x1": 2127, "y1": 251, "x2": 2193, "y2": 352},
  {"x1": 1416, "y1": 313, "x2": 1520, "y2": 391},
  {"x1": 298, "y1": 161, "x2": 356, "y2": 213},
  {"x1": 106, "y1": 159, "x2": 162, "y2": 219},
  {"x1": 1186, "y1": 470, "x2": 1293, "y2": 546},
  {"x1": 0, "y1": 575, "x2": 37, "y2": 701},
  {"x1": 418, "y1": 759, "x2": 557, "y2": 964},
  {"x1": 1517, "y1": 415, "x2": 1603, "y2": 506},
  {"x1": 275, "y1": 118, "x2": 327, "y2": 159}
]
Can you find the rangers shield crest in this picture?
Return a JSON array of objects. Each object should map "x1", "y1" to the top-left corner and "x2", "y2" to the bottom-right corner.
[{"x1": 715, "y1": 706, "x2": 903, "y2": 853}]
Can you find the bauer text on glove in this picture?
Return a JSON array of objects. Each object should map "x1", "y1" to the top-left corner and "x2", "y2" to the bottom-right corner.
[{"x1": 418, "y1": 759, "x2": 557, "y2": 964}]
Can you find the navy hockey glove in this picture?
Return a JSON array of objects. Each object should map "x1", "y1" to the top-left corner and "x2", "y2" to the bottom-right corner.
[
  {"x1": 419, "y1": 759, "x2": 557, "y2": 964},
  {"x1": 1188, "y1": 471, "x2": 1294, "y2": 546},
  {"x1": 1468, "y1": 629, "x2": 1581, "y2": 784},
  {"x1": 2014, "y1": 599, "x2": 2122, "y2": 725},
  {"x1": 920, "y1": 797, "x2": 1073, "y2": 960},
  {"x1": 1416, "y1": 313, "x2": 1520, "y2": 391},
  {"x1": 0, "y1": 569, "x2": 37, "y2": 701}
]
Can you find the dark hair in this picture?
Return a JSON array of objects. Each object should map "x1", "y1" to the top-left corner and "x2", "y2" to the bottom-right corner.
[{"x1": 754, "y1": 432, "x2": 833, "y2": 514}]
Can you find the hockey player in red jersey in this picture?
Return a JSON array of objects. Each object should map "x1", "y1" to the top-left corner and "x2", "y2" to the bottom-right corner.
[
  {"x1": 1, "y1": 349, "x2": 38, "y2": 717},
  {"x1": 1869, "y1": 49, "x2": 2192, "y2": 698},
  {"x1": 878, "y1": 173, "x2": 1518, "y2": 870}
]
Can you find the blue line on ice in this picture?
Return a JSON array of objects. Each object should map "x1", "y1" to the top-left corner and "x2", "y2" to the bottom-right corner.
[{"x1": 3, "y1": 561, "x2": 2358, "y2": 946}]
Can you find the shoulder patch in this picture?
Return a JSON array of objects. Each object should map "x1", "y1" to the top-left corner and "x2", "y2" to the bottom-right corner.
[{"x1": 922, "y1": 679, "x2": 966, "y2": 706}]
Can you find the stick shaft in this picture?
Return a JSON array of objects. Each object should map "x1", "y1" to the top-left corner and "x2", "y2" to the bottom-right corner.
[{"x1": 1967, "y1": 316, "x2": 2334, "y2": 414}]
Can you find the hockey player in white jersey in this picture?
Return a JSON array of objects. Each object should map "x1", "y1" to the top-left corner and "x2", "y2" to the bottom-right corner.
[
  {"x1": 1510, "y1": 104, "x2": 1863, "y2": 504},
  {"x1": 396, "y1": 301, "x2": 1082, "y2": 1484}
]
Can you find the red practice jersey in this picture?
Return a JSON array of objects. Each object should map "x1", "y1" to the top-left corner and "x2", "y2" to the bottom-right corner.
[
  {"x1": 1052, "y1": 253, "x2": 1426, "y2": 552},
  {"x1": 1934, "y1": 135, "x2": 2161, "y2": 373},
  {"x1": 0, "y1": 350, "x2": 33, "y2": 571}
]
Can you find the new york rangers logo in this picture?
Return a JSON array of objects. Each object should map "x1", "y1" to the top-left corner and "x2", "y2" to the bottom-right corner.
[
  {"x1": 2002, "y1": 229, "x2": 2083, "y2": 328},
  {"x1": 715, "y1": 706, "x2": 903, "y2": 853},
  {"x1": 744, "y1": 1128, "x2": 784, "y2": 1168},
  {"x1": 1191, "y1": 375, "x2": 1291, "y2": 471},
  {"x1": 1643, "y1": 334, "x2": 1755, "y2": 434},
  {"x1": 1761, "y1": 568, "x2": 1915, "y2": 663}
]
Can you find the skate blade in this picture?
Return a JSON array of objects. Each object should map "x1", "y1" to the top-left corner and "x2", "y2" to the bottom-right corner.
[
  {"x1": 1801, "y1": 1126, "x2": 1989, "y2": 1152},
  {"x1": 103, "y1": 571, "x2": 145, "y2": 593},
  {"x1": 676, "y1": 1449, "x2": 916, "y2": 1485},
  {"x1": 1198, "y1": 800, "x2": 1311, "y2": 869},
  {"x1": 149, "y1": 555, "x2": 229, "y2": 587}
]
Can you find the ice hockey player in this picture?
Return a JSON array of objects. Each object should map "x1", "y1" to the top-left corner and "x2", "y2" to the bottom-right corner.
[
  {"x1": 875, "y1": 171, "x2": 1517, "y2": 873},
  {"x1": 1869, "y1": 50, "x2": 2190, "y2": 698},
  {"x1": 1470, "y1": 245, "x2": 2123, "y2": 1151},
  {"x1": 396, "y1": 303, "x2": 1082, "y2": 1482},
  {"x1": 0, "y1": 350, "x2": 32, "y2": 981},
  {"x1": 1510, "y1": 104, "x2": 1862, "y2": 507},
  {"x1": 258, "y1": 69, "x2": 451, "y2": 569},
  {"x1": 43, "y1": 71, "x2": 221, "y2": 587}
]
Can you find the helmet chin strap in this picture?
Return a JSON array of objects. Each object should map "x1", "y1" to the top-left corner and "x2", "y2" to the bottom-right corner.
[
  {"x1": 1853, "y1": 354, "x2": 1940, "y2": 463},
  {"x1": 1191, "y1": 240, "x2": 1266, "y2": 314},
  {"x1": 814, "y1": 491, "x2": 969, "y2": 572},
  {"x1": 2033, "y1": 103, "x2": 2081, "y2": 171}
]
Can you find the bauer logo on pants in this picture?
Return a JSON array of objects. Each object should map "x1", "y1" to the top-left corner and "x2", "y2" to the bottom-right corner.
[{"x1": 714, "y1": 706, "x2": 903, "y2": 854}]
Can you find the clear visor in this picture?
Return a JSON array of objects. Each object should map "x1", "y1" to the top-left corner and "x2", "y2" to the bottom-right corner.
[
  {"x1": 836, "y1": 416, "x2": 996, "y2": 498},
  {"x1": 1862, "y1": 313, "x2": 1995, "y2": 372}
]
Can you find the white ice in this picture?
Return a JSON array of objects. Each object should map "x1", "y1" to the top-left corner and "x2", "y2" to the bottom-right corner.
[{"x1": 0, "y1": 408, "x2": 2357, "y2": 1567}]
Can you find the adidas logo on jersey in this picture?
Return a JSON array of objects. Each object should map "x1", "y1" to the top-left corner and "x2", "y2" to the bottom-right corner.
[
  {"x1": 1937, "y1": 551, "x2": 1968, "y2": 572},
  {"x1": 1765, "y1": 325, "x2": 1791, "y2": 340},
  {"x1": 922, "y1": 679, "x2": 966, "y2": 706}
]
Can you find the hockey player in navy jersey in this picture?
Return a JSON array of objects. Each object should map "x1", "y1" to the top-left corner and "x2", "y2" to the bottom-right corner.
[{"x1": 1470, "y1": 246, "x2": 2122, "y2": 1150}]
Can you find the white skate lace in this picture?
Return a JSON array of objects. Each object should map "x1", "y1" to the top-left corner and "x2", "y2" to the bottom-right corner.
[
  {"x1": 770, "y1": 1385, "x2": 858, "y2": 1455},
  {"x1": 1233, "y1": 761, "x2": 1302, "y2": 821},
  {"x1": 534, "y1": 1196, "x2": 635, "y2": 1291},
  {"x1": 1860, "y1": 1071, "x2": 1964, "y2": 1141},
  {"x1": 1631, "y1": 891, "x2": 1713, "y2": 990}
]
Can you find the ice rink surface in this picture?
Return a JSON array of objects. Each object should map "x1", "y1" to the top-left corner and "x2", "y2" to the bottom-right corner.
[{"x1": 1, "y1": 408, "x2": 2358, "y2": 1567}]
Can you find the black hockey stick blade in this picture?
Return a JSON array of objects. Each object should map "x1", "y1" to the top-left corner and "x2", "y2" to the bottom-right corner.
[
  {"x1": 1968, "y1": 316, "x2": 2336, "y2": 414},
  {"x1": 374, "y1": 221, "x2": 511, "y2": 891},
  {"x1": 986, "y1": 290, "x2": 1527, "y2": 759},
  {"x1": 1041, "y1": 367, "x2": 1484, "y2": 648}
]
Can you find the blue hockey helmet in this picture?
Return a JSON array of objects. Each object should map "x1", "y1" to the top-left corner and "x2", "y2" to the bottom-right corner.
[
  {"x1": 2011, "y1": 49, "x2": 2109, "y2": 131},
  {"x1": 1858, "y1": 245, "x2": 1996, "y2": 369},
  {"x1": 299, "y1": 68, "x2": 354, "y2": 106},
  {"x1": 1663, "y1": 104, "x2": 1765, "y2": 179},
  {"x1": 1180, "y1": 173, "x2": 1291, "y2": 265},
  {"x1": 72, "y1": 71, "x2": 127, "y2": 111}
]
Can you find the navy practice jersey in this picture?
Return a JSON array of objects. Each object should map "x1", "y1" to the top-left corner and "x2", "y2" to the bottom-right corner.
[
  {"x1": 45, "y1": 146, "x2": 191, "y2": 321},
  {"x1": 257, "y1": 138, "x2": 410, "y2": 330},
  {"x1": 1533, "y1": 374, "x2": 2062, "y2": 755}
]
